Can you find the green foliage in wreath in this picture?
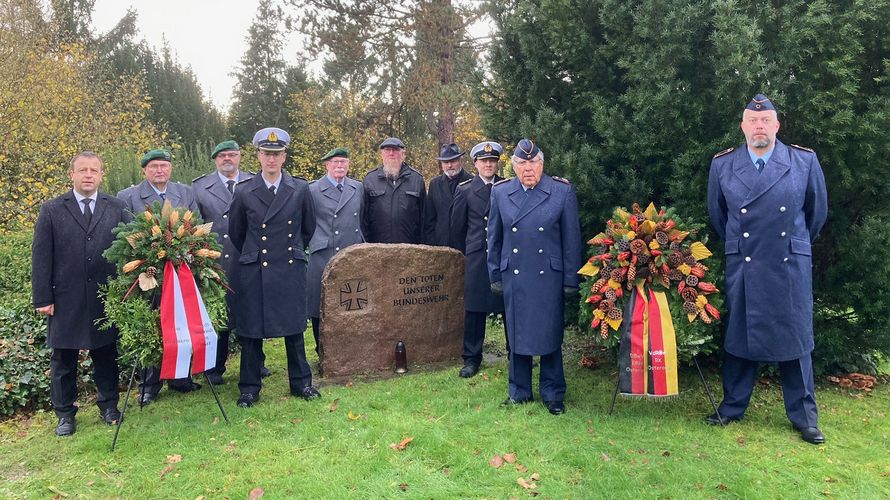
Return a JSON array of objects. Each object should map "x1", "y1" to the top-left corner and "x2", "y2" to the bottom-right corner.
[{"x1": 99, "y1": 201, "x2": 228, "y2": 368}]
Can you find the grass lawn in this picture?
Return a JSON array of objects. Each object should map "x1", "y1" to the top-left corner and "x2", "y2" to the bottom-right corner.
[{"x1": 1, "y1": 325, "x2": 887, "y2": 499}]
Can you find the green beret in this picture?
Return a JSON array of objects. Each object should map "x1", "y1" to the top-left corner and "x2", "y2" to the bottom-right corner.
[
  {"x1": 211, "y1": 140, "x2": 240, "y2": 159},
  {"x1": 141, "y1": 149, "x2": 172, "y2": 168},
  {"x1": 319, "y1": 147, "x2": 349, "y2": 162}
]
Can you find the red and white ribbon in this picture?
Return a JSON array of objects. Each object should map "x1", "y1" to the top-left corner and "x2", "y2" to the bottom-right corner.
[{"x1": 160, "y1": 260, "x2": 217, "y2": 379}]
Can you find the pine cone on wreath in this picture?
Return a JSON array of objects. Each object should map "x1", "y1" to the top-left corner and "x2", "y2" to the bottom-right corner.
[
  {"x1": 681, "y1": 287, "x2": 699, "y2": 302},
  {"x1": 591, "y1": 278, "x2": 607, "y2": 293},
  {"x1": 165, "y1": 230, "x2": 173, "y2": 245},
  {"x1": 627, "y1": 265, "x2": 637, "y2": 284},
  {"x1": 630, "y1": 239, "x2": 647, "y2": 255},
  {"x1": 610, "y1": 268, "x2": 623, "y2": 282},
  {"x1": 599, "y1": 299, "x2": 613, "y2": 312}
]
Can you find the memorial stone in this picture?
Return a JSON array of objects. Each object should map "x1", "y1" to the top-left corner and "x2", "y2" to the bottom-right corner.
[{"x1": 318, "y1": 243, "x2": 465, "y2": 377}]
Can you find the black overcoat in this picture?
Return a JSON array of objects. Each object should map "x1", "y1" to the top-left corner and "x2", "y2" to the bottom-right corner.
[
  {"x1": 192, "y1": 170, "x2": 254, "y2": 277},
  {"x1": 424, "y1": 169, "x2": 471, "y2": 246},
  {"x1": 362, "y1": 164, "x2": 426, "y2": 243},
  {"x1": 450, "y1": 174, "x2": 504, "y2": 312},
  {"x1": 228, "y1": 172, "x2": 316, "y2": 339},
  {"x1": 31, "y1": 191, "x2": 131, "y2": 349}
]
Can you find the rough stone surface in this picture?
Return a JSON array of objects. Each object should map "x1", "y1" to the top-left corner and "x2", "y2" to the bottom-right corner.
[{"x1": 319, "y1": 243, "x2": 465, "y2": 377}]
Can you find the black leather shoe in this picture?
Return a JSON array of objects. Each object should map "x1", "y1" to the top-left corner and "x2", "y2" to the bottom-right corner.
[
  {"x1": 794, "y1": 425, "x2": 826, "y2": 445},
  {"x1": 139, "y1": 392, "x2": 158, "y2": 406},
  {"x1": 55, "y1": 417, "x2": 76, "y2": 436},
  {"x1": 100, "y1": 407, "x2": 122, "y2": 425},
  {"x1": 237, "y1": 393, "x2": 259, "y2": 407},
  {"x1": 459, "y1": 364, "x2": 480, "y2": 378},
  {"x1": 295, "y1": 386, "x2": 321, "y2": 401},
  {"x1": 704, "y1": 412, "x2": 743, "y2": 426},
  {"x1": 260, "y1": 366, "x2": 272, "y2": 378},
  {"x1": 205, "y1": 372, "x2": 225, "y2": 386},
  {"x1": 500, "y1": 397, "x2": 533, "y2": 406},
  {"x1": 169, "y1": 381, "x2": 202, "y2": 393},
  {"x1": 544, "y1": 400, "x2": 565, "y2": 415}
]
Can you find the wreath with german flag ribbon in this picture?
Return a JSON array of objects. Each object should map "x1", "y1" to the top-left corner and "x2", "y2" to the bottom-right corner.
[
  {"x1": 578, "y1": 203, "x2": 721, "y2": 362},
  {"x1": 99, "y1": 201, "x2": 229, "y2": 368}
]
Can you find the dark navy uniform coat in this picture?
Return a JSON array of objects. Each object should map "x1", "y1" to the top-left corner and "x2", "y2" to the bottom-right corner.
[
  {"x1": 707, "y1": 140, "x2": 827, "y2": 362},
  {"x1": 307, "y1": 176, "x2": 365, "y2": 318},
  {"x1": 487, "y1": 175, "x2": 582, "y2": 355},
  {"x1": 192, "y1": 170, "x2": 254, "y2": 278},
  {"x1": 362, "y1": 163, "x2": 426, "y2": 243},
  {"x1": 31, "y1": 191, "x2": 131, "y2": 349},
  {"x1": 450, "y1": 174, "x2": 505, "y2": 313},
  {"x1": 228, "y1": 172, "x2": 316, "y2": 339},
  {"x1": 425, "y1": 169, "x2": 471, "y2": 245}
]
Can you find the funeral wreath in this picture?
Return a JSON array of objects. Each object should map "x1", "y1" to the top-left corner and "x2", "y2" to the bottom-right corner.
[
  {"x1": 578, "y1": 203, "x2": 721, "y2": 361},
  {"x1": 100, "y1": 201, "x2": 229, "y2": 368}
]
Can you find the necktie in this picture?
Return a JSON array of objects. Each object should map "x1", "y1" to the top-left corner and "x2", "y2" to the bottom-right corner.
[
  {"x1": 226, "y1": 180, "x2": 235, "y2": 194},
  {"x1": 159, "y1": 192, "x2": 166, "y2": 201},
  {"x1": 81, "y1": 198, "x2": 92, "y2": 226},
  {"x1": 337, "y1": 184, "x2": 343, "y2": 192},
  {"x1": 756, "y1": 158, "x2": 765, "y2": 174},
  {"x1": 269, "y1": 185, "x2": 276, "y2": 196}
]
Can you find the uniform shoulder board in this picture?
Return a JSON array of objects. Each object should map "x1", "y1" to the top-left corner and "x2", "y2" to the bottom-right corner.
[
  {"x1": 493, "y1": 178, "x2": 511, "y2": 187},
  {"x1": 236, "y1": 177, "x2": 252, "y2": 185},
  {"x1": 191, "y1": 173, "x2": 209, "y2": 183},
  {"x1": 458, "y1": 178, "x2": 473, "y2": 187},
  {"x1": 552, "y1": 176, "x2": 571, "y2": 185},
  {"x1": 308, "y1": 179, "x2": 317, "y2": 184},
  {"x1": 713, "y1": 147, "x2": 734, "y2": 158},
  {"x1": 790, "y1": 144, "x2": 815, "y2": 153}
]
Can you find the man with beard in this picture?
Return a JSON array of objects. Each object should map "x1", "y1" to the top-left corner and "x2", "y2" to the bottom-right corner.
[
  {"x1": 307, "y1": 147, "x2": 365, "y2": 355},
  {"x1": 228, "y1": 127, "x2": 319, "y2": 407},
  {"x1": 487, "y1": 139, "x2": 582, "y2": 416},
  {"x1": 450, "y1": 141, "x2": 508, "y2": 378},
  {"x1": 706, "y1": 93, "x2": 828, "y2": 444},
  {"x1": 32, "y1": 152, "x2": 130, "y2": 436},
  {"x1": 192, "y1": 140, "x2": 269, "y2": 385},
  {"x1": 362, "y1": 137, "x2": 426, "y2": 243},
  {"x1": 118, "y1": 149, "x2": 201, "y2": 404},
  {"x1": 424, "y1": 143, "x2": 471, "y2": 246}
]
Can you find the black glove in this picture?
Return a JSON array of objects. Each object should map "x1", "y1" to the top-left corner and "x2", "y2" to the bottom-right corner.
[
  {"x1": 563, "y1": 286, "x2": 579, "y2": 299},
  {"x1": 490, "y1": 281, "x2": 504, "y2": 295}
]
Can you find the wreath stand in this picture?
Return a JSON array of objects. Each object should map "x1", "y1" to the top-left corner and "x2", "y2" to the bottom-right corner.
[
  {"x1": 111, "y1": 365, "x2": 229, "y2": 451},
  {"x1": 607, "y1": 355, "x2": 724, "y2": 425}
]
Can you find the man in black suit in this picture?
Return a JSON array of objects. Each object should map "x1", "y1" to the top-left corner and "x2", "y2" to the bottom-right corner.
[
  {"x1": 449, "y1": 141, "x2": 508, "y2": 378},
  {"x1": 425, "y1": 143, "x2": 472, "y2": 246},
  {"x1": 228, "y1": 127, "x2": 319, "y2": 407},
  {"x1": 32, "y1": 151, "x2": 131, "y2": 436}
]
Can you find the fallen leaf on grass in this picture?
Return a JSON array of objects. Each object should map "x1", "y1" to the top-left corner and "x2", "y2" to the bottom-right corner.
[
  {"x1": 47, "y1": 486, "x2": 68, "y2": 497},
  {"x1": 717, "y1": 484, "x2": 728, "y2": 491},
  {"x1": 530, "y1": 473, "x2": 541, "y2": 481},
  {"x1": 399, "y1": 483, "x2": 408, "y2": 491},
  {"x1": 662, "y1": 451, "x2": 671, "y2": 457},
  {"x1": 442, "y1": 468, "x2": 450, "y2": 476},
  {"x1": 347, "y1": 411, "x2": 362, "y2": 420},
  {"x1": 166, "y1": 454, "x2": 182, "y2": 464},
  {"x1": 516, "y1": 464, "x2": 528, "y2": 473},
  {"x1": 489, "y1": 454, "x2": 504, "y2": 468},
  {"x1": 290, "y1": 418, "x2": 303, "y2": 425},
  {"x1": 736, "y1": 436, "x2": 746, "y2": 447},
  {"x1": 345, "y1": 380, "x2": 354, "y2": 387},
  {"x1": 248, "y1": 487, "x2": 264, "y2": 499},
  {"x1": 159, "y1": 465, "x2": 174, "y2": 478},
  {"x1": 195, "y1": 496, "x2": 205, "y2": 500},
  {"x1": 601, "y1": 453, "x2": 610, "y2": 462},
  {"x1": 329, "y1": 398, "x2": 340, "y2": 412},
  {"x1": 503, "y1": 453, "x2": 517, "y2": 463},
  {"x1": 389, "y1": 436, "x2": 414, "y2": 451},
  {"x1": 482, "y1": 373, "x2": 490, "y2": 381},
  {"x1": 517, "y1": 477, "x2": 537, "y2": 489}
]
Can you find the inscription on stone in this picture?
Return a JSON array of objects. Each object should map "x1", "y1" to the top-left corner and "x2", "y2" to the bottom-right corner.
[{"x1": 319, "y1": 243, "x2": 465, "y2": 377}]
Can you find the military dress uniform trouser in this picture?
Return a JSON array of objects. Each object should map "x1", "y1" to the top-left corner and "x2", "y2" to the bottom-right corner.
[
  {"x1": 718, "y1": 351, "x2": 819, "y2": 428},
  {"x1": 310, "y1": 317, "x2": 321, "y2": 356},
  {"x1": 51, "y1": 343, "x2": 119, "y2": 418},
  {"x1": 508, "y1": 348, "x2": 565, "y2": 402},
  {"x1": 238, "y1": 335, "x2": 312, "y2": 395},
  {"x1": 139, "y1": 367, "x2": 196, "y2": 395},
  {"x1": 462, "y1": 312, "x2": 510, "y2": 367}
]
